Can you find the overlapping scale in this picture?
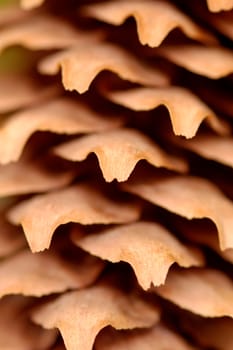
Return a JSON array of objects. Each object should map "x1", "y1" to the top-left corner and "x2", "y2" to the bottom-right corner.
[
  {"x1": 81, "y1": 0, "x2": 215, "y2": 47},
  {"x1": 54, "y1": 128, "x2": 187, "y2": 182},
  {"x1": 7, "y1": 183, "x2": 141, "y2": 252},
  {"x1": 158, "y1": 44, "x2": 233, "y2": 78},
  {"x1": 73, "y1": 221, "x2": 203, "y2": 290},
  {"x1": 0, "y1": 248, "x2": 104, "y2": 297},
  {"x1": 154, "y1": 267, "x2": 233, "y2": 317},
  {"x1": 38, "y1": 42, "x2": 169, "y2": 93},
  {"x1": 32, "y1": 282, "x2": 160, "y2": 350},
  {"x1": 106, "y1": 86, "x2": 227, "y2": 137},
  {"x1": 123, "y1": 173, "x2": 233, "y2": 250},
  {"x1": 0, "y1": 14, "x2": 97, "y2": 53},
  {"x1": 177, "y1": 133, "x2": 233, "y2": 168},
  {"x1": 0, "y1": 97, "x2": 121, "y2": 164},
  {"x1": 0, "y1": 159, "x2": 73, "y2": 195}
]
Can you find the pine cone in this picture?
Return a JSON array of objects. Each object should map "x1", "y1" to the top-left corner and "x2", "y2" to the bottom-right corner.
[{"x1": 0, "y1": 1, "x2": 232, "y2": 349}]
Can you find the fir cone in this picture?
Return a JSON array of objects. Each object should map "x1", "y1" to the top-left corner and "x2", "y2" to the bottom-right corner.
[{"x1": 0, "y1": 0, "x2": 233, "y2": 349}]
